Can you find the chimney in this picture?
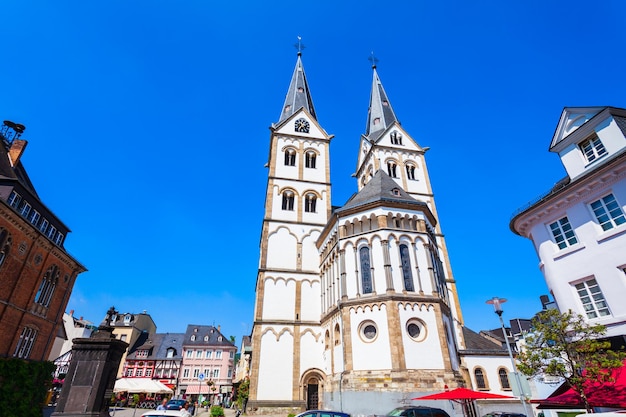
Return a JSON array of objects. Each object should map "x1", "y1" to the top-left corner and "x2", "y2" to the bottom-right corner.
[
  {"x1": 69, "y1": 310, "x2": 74, "y2": 317},
  {"x1": 8, "y1": 139, "x2": 28, "y2": 166},
  {"x1": 218, "y1": 325, "x2": 221, "y2": 332}
]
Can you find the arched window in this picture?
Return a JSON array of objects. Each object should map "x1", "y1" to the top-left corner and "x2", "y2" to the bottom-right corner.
[
  {"x1": 35, "y1": 265, "x2": 59, "y2": 307},
  {"x1": 359, "y1": 246, "x2": 373, "y2": 294},
  {"x1": 305, "y1": 151, "x2": 316, "y2": 168},
  {"x1": 387, "y1": 162, "x2": 397, "y2": 178},
  {"x1": 0, "y1": 228, "x2": 11, "y2": 269},
  {"x1": 13, "y1": 326, "x2": 37, "y2": 359},
  {"x1": 284, "y1": 148, "x2": 296, "y2": 166},
  {"x1": 499, "y1": 368, "x2": 511, "y2": 389},
  {"x1": 406, "y1": 164, "x2": 416, "y2": 180},
  {"x1": 305, "y1": 193, "x2": 317, "y2": 213},
  {"x1": 334, "y1": 324, "x2": 341, "y2": 346},
  {"x1": 390, "y1": 131, "x2": 403, "y2": 145},
  {"x1": 474, "y1": 368, "x2": 487, "y2": 389},
  {"x1": 324, "y1": 330, "x2": 330, "y2": 350},
  {"x1": 282, "y1": 190, "x2": 295, "y2": 211},
  {"x1": 399, "y1": 244, "x2": 414, "y2": 292}
]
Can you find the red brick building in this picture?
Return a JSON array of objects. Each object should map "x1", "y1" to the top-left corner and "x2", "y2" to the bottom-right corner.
[{"x1": 0, "y1": 120, "x2": 85, "y2": 361}]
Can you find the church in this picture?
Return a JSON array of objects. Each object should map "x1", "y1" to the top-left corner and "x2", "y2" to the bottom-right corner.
[{"x1": 247, "y1": 50, "x2": 485, "y2": 415}]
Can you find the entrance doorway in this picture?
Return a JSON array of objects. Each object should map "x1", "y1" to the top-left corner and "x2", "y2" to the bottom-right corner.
[{"x1": 307, "y1": 382, "x2": 318, "y2": 410}]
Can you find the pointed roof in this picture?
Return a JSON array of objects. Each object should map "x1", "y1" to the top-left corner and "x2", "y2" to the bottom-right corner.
[
  {"x1": 278, "y1": 53, "x2": 316, "y2": 123},
  {"x1": 338, "y1": 170, "x2": 428, "y2": 213},
  {"x1": 365, "y1": 65, "x2": 399, "y2": 142}
]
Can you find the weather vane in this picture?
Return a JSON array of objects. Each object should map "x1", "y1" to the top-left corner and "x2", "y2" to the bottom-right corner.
[
  {"x1": 368, "y1": 51, "x2": 379, "y2": 68},
  {"x1": 294, "y1": 36, "x2": 305, "y2": 55}
]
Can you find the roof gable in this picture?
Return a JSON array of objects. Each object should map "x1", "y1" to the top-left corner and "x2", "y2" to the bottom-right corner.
[
  {"x1": 550, "y1": 107, "x2": 606, "y2": 150},
  {"x1": 273, "y1": 107, "x2": 330, "y2": 140}
]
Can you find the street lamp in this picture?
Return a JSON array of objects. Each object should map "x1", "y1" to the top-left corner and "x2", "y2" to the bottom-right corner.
[{"x1": 486, "y1": 297, "x2": 531, "y2": 417}]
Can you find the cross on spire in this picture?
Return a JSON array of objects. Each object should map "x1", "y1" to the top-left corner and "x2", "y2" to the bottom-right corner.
[
  {"x1": 368, "y1": 51, "x2": 379, "y2": 69},
  {"x1": 294, "y1": 36, "x2": 305, "y2": 56}
]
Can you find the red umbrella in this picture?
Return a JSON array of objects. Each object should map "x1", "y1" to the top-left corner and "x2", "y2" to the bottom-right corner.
[{"x1": 413, "y1": 387, "x2": 515, "y2": 401}]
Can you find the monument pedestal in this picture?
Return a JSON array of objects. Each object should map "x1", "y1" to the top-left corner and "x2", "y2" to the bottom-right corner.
[{"x1": 52, "y1": 324, "x2": 127, "y2": 417}]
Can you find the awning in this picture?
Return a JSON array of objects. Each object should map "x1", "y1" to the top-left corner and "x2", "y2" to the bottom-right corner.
[
  {"x1": 185, "y1": 384, "x2": 210, "y2": 394},
  {"x1": 532, "y1": 361, "x2": 626, "y2": 409},
  {"x1": 114, "y1": 378, "x2": 173, "y2": 394}
]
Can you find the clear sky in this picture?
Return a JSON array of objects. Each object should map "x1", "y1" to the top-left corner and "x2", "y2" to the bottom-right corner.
[{"x1": 2, "y1": 1, "x2": 626, "y2": 344}]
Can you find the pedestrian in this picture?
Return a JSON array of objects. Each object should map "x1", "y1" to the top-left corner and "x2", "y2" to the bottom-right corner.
[
  {"x1": 156, "y1": 398, "x2": 168, "y2": 410},
  {"x1": 180, "y1": 402, "x2": 192, "y2": 417}
]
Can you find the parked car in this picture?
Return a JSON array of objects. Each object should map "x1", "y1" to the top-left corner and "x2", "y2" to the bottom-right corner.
[
  {"x1": 387, "y1": 406, "x2": 452, "y2": 417},
  {"x1": 141, "y1": 411, "x2": 184, "y2": 417},
  {"x1": 483, "y1": 412, "x2": 526, "y2": 417},
  {"x1": 296, "y1": 410, "x2": 351, "y2": 417},
  {"x1": 165, "y1": 399, "x2": 187, "y2": 410}
]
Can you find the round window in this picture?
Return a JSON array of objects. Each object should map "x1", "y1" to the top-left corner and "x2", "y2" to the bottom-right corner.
[
  {"x1": 406, "y1": 319, "x2": 427, "y2": 342},
  {"x1": 359, "y1": 321, "x2": 378, "y2": 342}
]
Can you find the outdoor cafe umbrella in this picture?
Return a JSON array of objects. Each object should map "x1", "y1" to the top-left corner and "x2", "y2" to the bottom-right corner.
[
  {"x1": 413, "y1": 387, "x2": 515, "y2": 402},
  {"x1": 413, "y1": 387, "x2": 515, "y2": 417}
]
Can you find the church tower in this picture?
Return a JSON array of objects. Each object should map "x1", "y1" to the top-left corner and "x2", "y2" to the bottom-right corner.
[
  {"x1": 316, "y1": 62, "x2": 466, "y2": 414},
  {"x1": 249, "y1": 53, "x2": 468, "y2": 416},
  {"x1": 248, "y1": 50, "x2": 332, "y2": 412}
]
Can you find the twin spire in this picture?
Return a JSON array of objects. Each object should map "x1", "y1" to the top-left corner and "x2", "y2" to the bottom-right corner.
[{"x1": 278, "y1": 47, "x2": 399, "y2": 139}]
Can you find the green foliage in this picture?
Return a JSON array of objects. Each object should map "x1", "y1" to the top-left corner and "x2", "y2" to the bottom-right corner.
[
  {"x1": 132, "y1": 393, "x2": 140, "y2": 405},
  {"x1": 211, "y1": 405, "x2": 225, "y2": 417},
  {"x1": 518, "y1": 309, "x2": 625, "y2": 411},
  {"x1": 235, "y1": 378, "x2": 250, "y2": 409},
  {"x1": 288, "y1": 413, "x2": 296, "y2": 417},
  {"x1": 0, "y1": 358, "x2": 55, "y2": 417}
]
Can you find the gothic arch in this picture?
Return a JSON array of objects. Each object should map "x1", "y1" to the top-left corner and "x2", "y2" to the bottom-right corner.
[
  {"x1": 299, "y1": 327, "x2": 321, "y2": 342},
  {"x1": 260, "y1": 327, "x2": 294, "y2": 341}
]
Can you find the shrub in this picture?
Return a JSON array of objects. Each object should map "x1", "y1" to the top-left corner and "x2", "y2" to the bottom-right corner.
[
  {"x1": 0, "y1": 358, "x2": 55, "y2": 417},
  {"x1": 211, "y1": 405, "x2": 225, "y2": 417}
]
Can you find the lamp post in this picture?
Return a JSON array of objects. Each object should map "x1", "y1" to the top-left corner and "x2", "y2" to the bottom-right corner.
[{"x1": 486, "y1": 297, "x2": 531, "y2": 417}]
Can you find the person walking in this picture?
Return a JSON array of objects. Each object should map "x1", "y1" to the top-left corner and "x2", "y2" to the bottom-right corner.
[
  {"x1": 180, "y1": 402, "x2": 192, "y2": 417},
  {"x1": 156, "y1": 399, "x2": 168, "y2": 410}
]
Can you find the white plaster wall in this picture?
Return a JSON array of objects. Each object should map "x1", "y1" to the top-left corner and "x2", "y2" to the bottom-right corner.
[
  {"x1": 300, "y1": 328, "x2": 323, "y2": 377},
  {"x1": 266, "y1": 226, "x2": 297, "y2": 269},
  {"x1": 332, "y1": 339, "x2": 344, "y2": 373},
  {"x1": 302, "y1": 230, "x2": 321, "y2": 271},
  {"x1": 275, "y1": 136, "x2": 301, "y2": 180},
  {"x1": 370, "y1": 235, "x2": 385, "y2": 294},
  {"x1": 559, "y1": 117, "x2": 626, "y2": 180},
  {"x1": 302, "y1": 140, "x2": 327, "y2": 183},
  {"x1": 350, "y1": 305, "x2": 392, "y2": 370},
  {"x1": 262, "y1": 276, "x2": 296, "y2": 320},
  {"x1": 398, "y1": 303, "x2": 445, "y2": 369},
  {"x1": 270, "y1": 185, "x2": 298, "y2": 222},
  {"x1": 256, "y1": 328, "x2": 294, "y2": 400},
  {"x1": 300, "y1": 279, "x2": 321, "y2": 321},
  {"x1": 463, "y1": 355, "x2": 514, "y2": 396},
  {"x1": 343, "y1": 241, "x2": 357, "y2": 297},
  {"x1": 529, "y1": 175, "x2": 626, "y2": 337}
]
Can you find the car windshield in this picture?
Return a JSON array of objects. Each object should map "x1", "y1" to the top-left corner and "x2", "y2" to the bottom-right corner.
[{"x1": 388, "y1": 409, "x2": 406, "y2": 416}]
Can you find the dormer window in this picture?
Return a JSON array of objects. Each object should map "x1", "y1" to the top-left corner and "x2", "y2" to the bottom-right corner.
[
  {"x1": 191, "y1": 335, "x2": 196, "y2": 341},
  {"x1": 124, "y1": 314, "x2": 132, "y2": 324},
  {"x1": 392, "y1": 188, "x2": 401, "y2": 196},
  {"x1": 7, "y1": 191, "x2": 21, "y2": 209},
  {"x1": 204, "y1": 335, "x2": 209, "y2": 341},
  {"x1": 166, "y1": 348, "x2": 175, "y2": 358},
  {"x1": 579, "y1": 135, "x2": 607, "y2": 163}
]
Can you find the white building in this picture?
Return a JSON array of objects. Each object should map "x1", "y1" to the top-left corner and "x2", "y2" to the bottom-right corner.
[
  {"x1": 249, "y1": 51, "x2": 522, "y2": 416},
  {"x1": 511, "y1": 106, "x2": 626, "y2": 343}
]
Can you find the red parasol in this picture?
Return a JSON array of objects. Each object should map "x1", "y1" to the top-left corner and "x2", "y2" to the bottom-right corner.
[{"x1": 413, "y1": 387, "x2": 515, "y2": 401}]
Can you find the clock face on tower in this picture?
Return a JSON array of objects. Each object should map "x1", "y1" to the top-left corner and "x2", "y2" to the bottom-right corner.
[{"x1": 294, "y1": 118, "x2": 310, "y2": 133}]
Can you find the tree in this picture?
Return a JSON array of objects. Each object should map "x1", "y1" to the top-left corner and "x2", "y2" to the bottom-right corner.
[{"x1": 517, "y1": 309, "x2": 625, "y2": 412}]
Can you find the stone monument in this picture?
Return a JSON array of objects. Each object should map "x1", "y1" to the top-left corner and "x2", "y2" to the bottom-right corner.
[{"x1": 52, "y1": 307, "x2": 128, "y2": 417}]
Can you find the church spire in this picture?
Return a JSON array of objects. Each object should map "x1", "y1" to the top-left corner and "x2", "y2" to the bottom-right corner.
[
  {"x1": 278, "y1": 39, "x2": 317, "y2": 123},
  {"x1": 365, "y1": 55, "x2": 398, "y2": 141}
]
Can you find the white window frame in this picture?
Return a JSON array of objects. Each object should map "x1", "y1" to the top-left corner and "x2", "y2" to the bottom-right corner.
[
  {"x1": 7, "y1": 191, "x2": 21, "y2": 209},
  {"x1": 215, "y1": 350, "x2": 222, "y2": 359},
  {"x1": 549, "y1": 216, "x2": 578, "y2": 249},
  {"x1": 590, "y1": 193, "x2": 626, "y2": 231},
  {"x1": 575, "y1": 278, "x2": 610, "y2": 319},
  {"x1": 579, "y1": 135, "x2": 607, "y2": 163}
]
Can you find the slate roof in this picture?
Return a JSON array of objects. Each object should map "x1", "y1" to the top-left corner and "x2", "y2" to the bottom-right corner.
[
  {"x1": 365, "y1": 66, "x2": 399, "y2": 142},
  {"x1": 183, "y1": 325, "x2": 236, "y2": 348},
  {"x1": 278, "y1": 53, "x2": 316, "y2": 123},
  {"x1": 460, "y1": 327, "x2": 508, "y2": 355},
  {"x1": 337, "y1": 170, "x2": 430, "y2": 215},
  {"x1": 153, "y1": 333, "x2": 185, "y2": 359}
]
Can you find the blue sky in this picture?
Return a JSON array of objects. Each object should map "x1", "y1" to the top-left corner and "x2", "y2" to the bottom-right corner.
[{"x1": 2, "y1": 1, "x2": 626, "y2": 344}]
